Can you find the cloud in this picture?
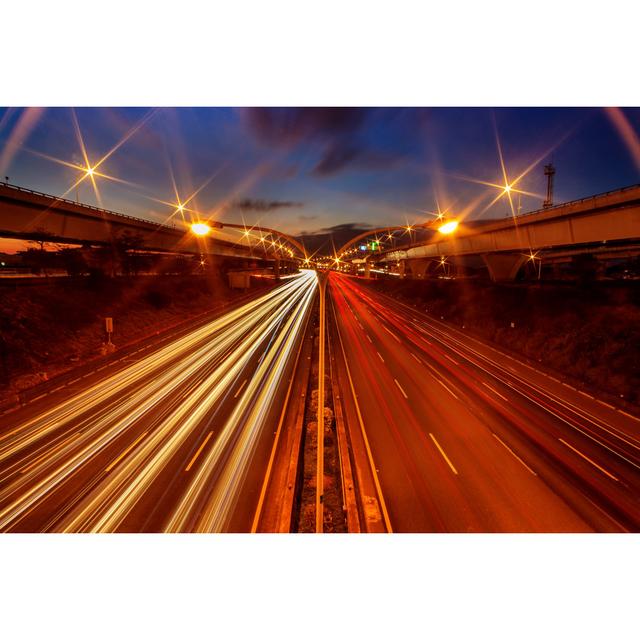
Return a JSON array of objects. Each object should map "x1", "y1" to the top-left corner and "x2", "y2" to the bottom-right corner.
[
  {"x1": 313, "y1": 145, "x2": 403, "y2": 176},
  {"x1": 298, "y1": 214, "x2": 318, "y2": 222},
  {"x1": 312, "y1": 222, "x2": 374, "y2": 235},
  {"x1": 297, "y1": 222, "x2": 374, "y2": 253},
  {"x1": 232, "y1": 198, "x2": 302, "y2": 212},
  {"x1": 245, "y1": 108, "x2": 370, "y2": 146},
  {"x1": 244, "y1": 107, "x2": 406, "y2": 177}
]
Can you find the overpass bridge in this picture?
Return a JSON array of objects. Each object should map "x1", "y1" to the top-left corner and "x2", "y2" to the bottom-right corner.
[
  {"x1": 357, "y1": 184, "x2": 640, "y2": 281},
  {"x1": 0, "y1": 181, "x2": 304, "y2": 267}
]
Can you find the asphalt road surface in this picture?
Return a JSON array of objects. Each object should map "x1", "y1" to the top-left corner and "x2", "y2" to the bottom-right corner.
[
  {"x1": 0, "y1": 270, "x2": 317, "y2": 532},
  {"x1": 329, "y1": 272, "x2": 640, "y2": 532}
]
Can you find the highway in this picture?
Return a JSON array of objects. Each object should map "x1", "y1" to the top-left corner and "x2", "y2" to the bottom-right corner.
[
  {"x1": 0, "y1": 270, "x2": 317, "y2": 532},
  {"x1": 329, "y1": 272, "x2": 640, "y2": 532}
]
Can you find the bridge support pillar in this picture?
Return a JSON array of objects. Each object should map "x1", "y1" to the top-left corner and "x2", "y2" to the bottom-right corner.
[
  {"x1": 398, "y1": 260, "x2": 406, "y2": 278},
  {"x1": 364, "y1": 261, "x2": 371, "y2": 279},
  {"x1": 408, "y1": 258, "x2": 435, "y2": 280},
  {"x1": 482, "y1": 253, "x2": 527, "y2": 282},
  {"x1": 274, "y1": 258, "x2": 280, "y2": 281}
]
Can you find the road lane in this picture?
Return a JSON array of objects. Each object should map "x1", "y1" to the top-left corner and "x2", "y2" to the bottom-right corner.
[
  {"x1": 329, "y1": 272, "x2": 640, "y2": 532},
  {"x1": 0, "y1": 270, "x2": 317, "y2": 532}
]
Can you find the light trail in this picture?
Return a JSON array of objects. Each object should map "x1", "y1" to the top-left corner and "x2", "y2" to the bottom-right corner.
[
  {"x1": 0, "y1": 270, "x2": 317, "y2": 532},
  {"x1": 328, "y1": 272, "x2": 640, "y2": 531}
]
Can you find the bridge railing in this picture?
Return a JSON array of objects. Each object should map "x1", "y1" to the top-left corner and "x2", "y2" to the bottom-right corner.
[
  {"x1": 515, "y1": 182, "x2": 640, "y2": 220},
  {"x1": 0, "y1": 181, "x2": 177, "y2": 231}
]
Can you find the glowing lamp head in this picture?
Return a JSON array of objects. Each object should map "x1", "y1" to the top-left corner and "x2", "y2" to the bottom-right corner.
[
  {"x1": 191, "y1": 222, "x2": 211, "y2": 236},
  {"x1": 85, "y1": 166, "x2": 95, "y2": 177},
  {"x1": 438, "y1": 220, "x2": 459, "y2": 234},
  {"x1": 503, "y1": 184, "x2": 512, "y2": 194}
]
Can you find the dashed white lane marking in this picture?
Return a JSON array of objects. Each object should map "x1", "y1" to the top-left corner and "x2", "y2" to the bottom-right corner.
[
  {"x1": 382, "y1": 324, "x2": 401, "y2": 343},
  {"x1": 435, "y1": 377, "x2": 459, "y2": 401},
  {"x1": 492, "y1": 433, "x2": 537, "y2": 476},
  {"x1": 558, "y1": 438, "x2": 619, "y2": 482},
  {"x1": 429, "y1": 433, "x2": 458, "y2": 475},
  {"x1": 443, "y1": 353, "x2": 459, "y2": 366},
  {"x1": 394, "y1": 378, "x2": 408, "y2": 399},
  {"x1": 410, "y1": 353, "x2": 421, "y2": 364},
  {"x1": 233, "y1": 379, "x2": 248, "y2": 399},
  {"x1": 185, "y1": 431, "x2": 214, "y2": 472},
  {"x1": 106, "y1": 431, "x2": 148, "y2": 473},
  {"x1": 377, "y1": 351, "x2": 385, "y2": 363}
]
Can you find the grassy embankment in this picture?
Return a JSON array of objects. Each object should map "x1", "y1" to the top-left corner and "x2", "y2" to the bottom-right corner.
[
  {"x1": 0, "y1": 274, "x2": 275, "y2": 400},
  {"x1": 361, "y1": 278, "x2": 640, "y2": 408}
]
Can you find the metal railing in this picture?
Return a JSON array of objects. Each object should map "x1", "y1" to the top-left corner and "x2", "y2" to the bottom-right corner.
[
  {"x1": 0, "y1": 180, "x2": 175, "y2": 230},
  {"x1": 516, "y1": 182, "x2": 640, "y2": 220}
]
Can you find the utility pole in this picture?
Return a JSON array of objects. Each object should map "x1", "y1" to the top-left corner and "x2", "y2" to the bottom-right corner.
[{"x1": 543, "y1": 163, "x2": 555, "y2": 208}]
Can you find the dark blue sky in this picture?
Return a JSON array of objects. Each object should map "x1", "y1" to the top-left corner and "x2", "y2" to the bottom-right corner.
[{"x1": 1, "y1": 107, "x2": 639, "y2": 238}]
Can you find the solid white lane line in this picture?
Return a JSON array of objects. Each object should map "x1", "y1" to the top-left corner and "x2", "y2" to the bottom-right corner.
[
  {"x1": 377, "y1": 351, "x2": 385, "y2": 363},
  {"x1": 185, "y1": 431, "x2": 214, "y2": 472},
  {"x1": 558, "y1": 438, "x2": 619, "y2": 482},
  {"x1": 106, "y1": 431, "x2": 148, "y2": 473},
  {"x1": 394, "y1": 378, "x2": 408, "y2": 399},
  {"x1": 492, "y1": 433, "x2": 537, "y2": 476},
  {"x1": 436, "y1": 377, "x2": 459, "y2": 401},
  {"x1": 429, "y1": 433, "x2": 458, "y2": 475},
  {"x1": 233, "y1": 379, "x2": 248, "y2": 399},
  {"x1": 482, "y1": 381, "x2": 509, "y2": 403}
]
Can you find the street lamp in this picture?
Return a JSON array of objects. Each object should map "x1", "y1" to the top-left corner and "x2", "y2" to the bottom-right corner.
[
  {"x1": 438, "y1": 220, "x2": 459, "y2": 234},
  {"x1": 191, "y1": 222, "x2": 211, "y2": 236}
]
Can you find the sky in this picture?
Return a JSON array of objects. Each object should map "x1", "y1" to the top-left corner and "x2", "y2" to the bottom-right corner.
[{"x1": 1, "y1": 107, "x2": 639, "y2": 253}]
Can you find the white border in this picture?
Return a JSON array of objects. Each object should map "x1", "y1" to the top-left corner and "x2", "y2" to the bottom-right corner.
[
  {"x1": 2, "y1": 1, "x2": 639, "y2": 105},
  {"x1": 1, "y1": 2, "x2": 638, "y2": 637}
]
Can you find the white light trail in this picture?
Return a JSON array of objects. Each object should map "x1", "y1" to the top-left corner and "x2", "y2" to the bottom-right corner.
[{"x1": 0, "y1": 270, "x2": 317, "y2": 532}]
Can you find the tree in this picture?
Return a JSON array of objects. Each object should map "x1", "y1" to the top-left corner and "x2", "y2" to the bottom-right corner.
[
  {"x1": 58, "y1": 248, "x2": 89, "y2": 276},
  {"x1": 113, "y1": 231, "x2": 145, "y2": 276},
  {"x1": 571, "y1": 253, "x2": 599, "y2": 283},
  {"x1": 25, "y1": 227, "x2": 60, "y2": 278}
]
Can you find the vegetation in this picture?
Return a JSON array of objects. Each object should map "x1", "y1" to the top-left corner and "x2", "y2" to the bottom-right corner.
[
  {"x1": 362, "y1": 278, "x2": 640, "y2": 407},
  {"x1": 0, "y1": 274, "x2": 274, "y2": 399}
]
